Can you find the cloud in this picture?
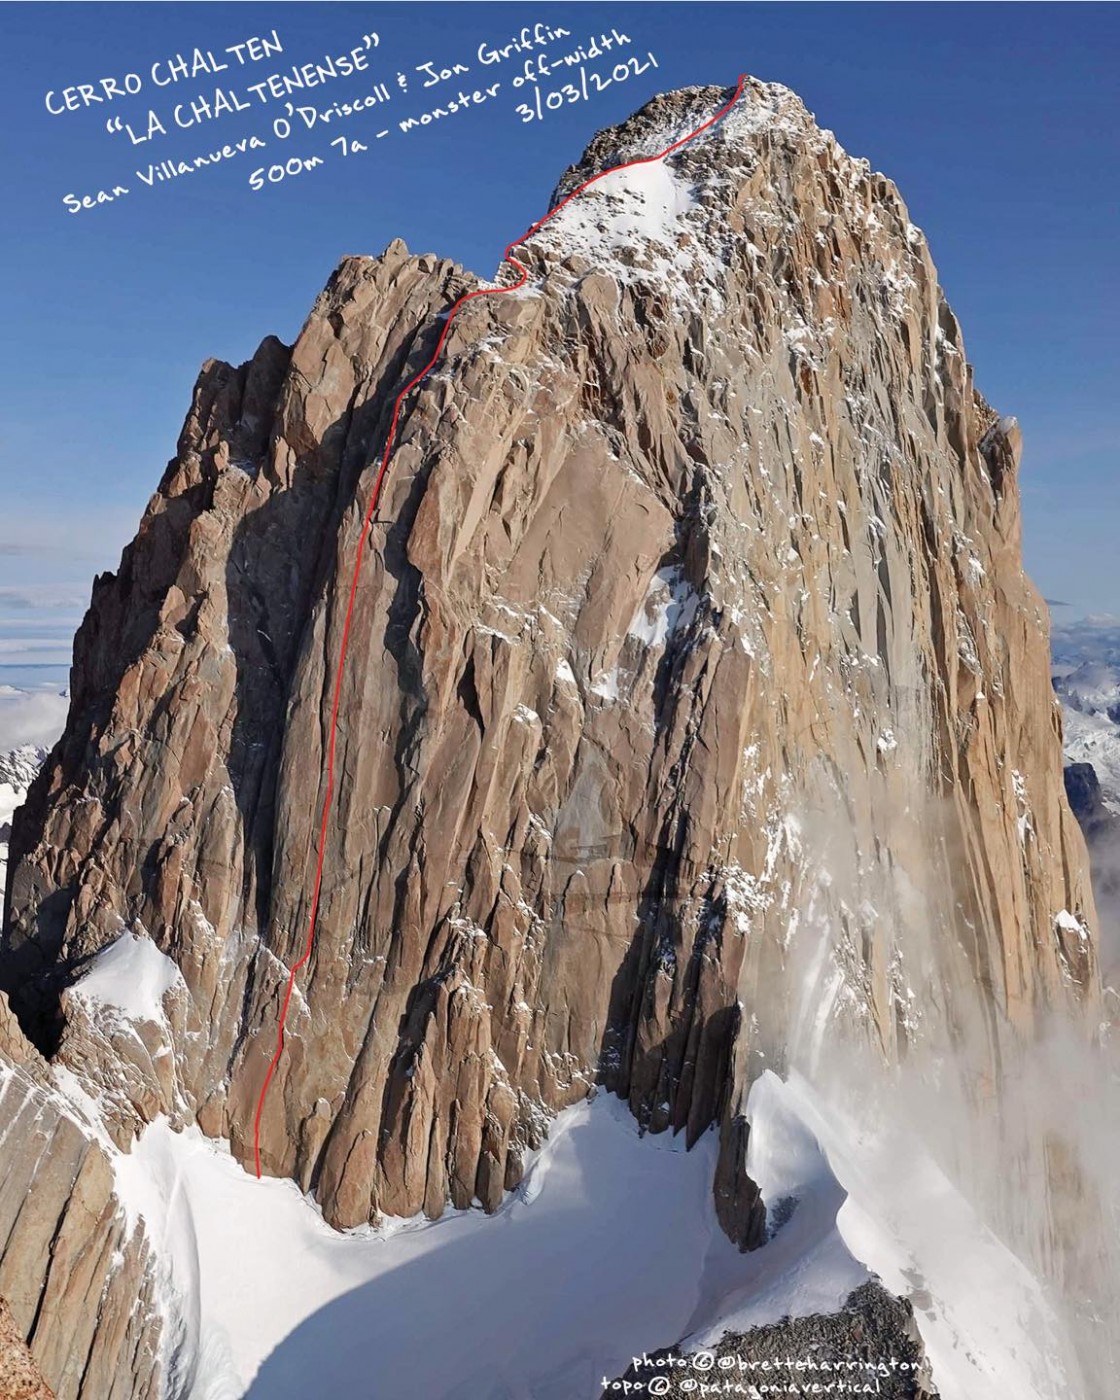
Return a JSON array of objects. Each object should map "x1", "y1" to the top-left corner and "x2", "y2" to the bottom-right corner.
[
  {"x1": 0, "y1": 586, "x2": 86, "y2": 670},
  {"x1": 1052, "y1": 615, "x2": 1120, "y2": 669},
  {"x1": 0, "y1": 584, "x2": 88, "y2": 612},
  {"x1": 0, "y1": 639, "x2": 73, "y2": 656},
  {"x1": 0, "y1": 503, "x2": 139, "y2": 569},
  {"x1": 0, "y1": 687, "x2": 69, "y2": 751}
]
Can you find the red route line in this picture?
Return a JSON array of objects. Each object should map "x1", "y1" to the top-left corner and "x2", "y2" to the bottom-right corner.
[{"x1": 252, "y1": 75, "x2": 748, "y2": 1178}]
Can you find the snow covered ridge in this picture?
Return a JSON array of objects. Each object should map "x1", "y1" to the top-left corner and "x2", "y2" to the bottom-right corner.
[{"x1": 724, "y1": 1073, "x2": 1076, "y2": 1400}]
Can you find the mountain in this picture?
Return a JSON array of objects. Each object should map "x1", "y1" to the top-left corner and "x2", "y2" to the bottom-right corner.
[
  {"x1": 0, "y1": 745, "x2": 47, "y2": 798},
  {"x1": 0, "y1": 683, "x2": 70, "y2": 905},
  {"x1": 0, "y1": 79, "x2": 1109, "y2": 1399}
]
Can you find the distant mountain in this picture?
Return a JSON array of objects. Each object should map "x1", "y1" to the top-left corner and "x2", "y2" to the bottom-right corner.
[
  {"x1": 1053, "y1": 625, "x2": 1120, "y2": 815},
  {"x1": 1053, "y1": 620, "x2": 1120, "y2": 979},
  {"x1": 0, "y1": 740, "x2": 49, "y2": 904},
  {"x1": 0, "y1": 743, "x2": 47, "y2": 798}
]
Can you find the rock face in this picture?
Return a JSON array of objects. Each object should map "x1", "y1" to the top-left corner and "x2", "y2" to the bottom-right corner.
[
  {"x1": 0, "y1": 995, "x2": 164, "y2": 1400},
  {"x1": 1, "y1": 72, "x2": 1098, "y2": 1272}
]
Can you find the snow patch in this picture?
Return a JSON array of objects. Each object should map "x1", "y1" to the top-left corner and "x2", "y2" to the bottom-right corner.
[
  {"x1": 627, "y1": 566, "x2": 700, "y2": 648},
  {"x1": 71, "y1": 929, "x2": 183, "y2": 1025},
  {"x1": 590, "y1": 666, "x2": 620, "y2": 701},
  {"x1": 1054, "y1": 909, "x2": 1089, "y2": 943},
  {"x1": 720, "y1": 863, "x2": 771, "y2": 935},
  {"x1": 546, "y1": 157, "x2": 696, "y2": 262}
]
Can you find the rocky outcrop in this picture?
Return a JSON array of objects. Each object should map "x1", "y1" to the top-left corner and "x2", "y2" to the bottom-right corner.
[
  {"x1": 0, "y1": 996, "x2": 164, "y2": 1400},
  {"x1": 603, "y1": 1282, "x2": 939, "y2": 1399},
  {"x1": 0, "y1": 1298, "x2": 54, "y2": 1400},
  {"x1": 2, "y1": 75, "x2": 1098, "y2": 1265}
]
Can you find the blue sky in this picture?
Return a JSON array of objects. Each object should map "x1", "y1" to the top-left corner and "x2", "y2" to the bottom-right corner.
[{"x1": 1, "y1": 1, "x2": 1117, "y2": 679}]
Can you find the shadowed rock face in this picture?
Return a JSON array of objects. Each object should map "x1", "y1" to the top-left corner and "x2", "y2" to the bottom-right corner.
[
  {"x1": 1066, "y1": 763, "x2": 1117, "y2": 845},
  {"x1": 1, "y1": 77, "x2": 1098, "y2": 1258}
]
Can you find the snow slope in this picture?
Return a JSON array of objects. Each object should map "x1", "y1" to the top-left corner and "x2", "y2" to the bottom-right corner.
[
  {"x1": 80, "y1": 1068, "x2": 1079, "y2": 1400},
  {"x1": 538, "y1": 157, "x2": 697, "y2": 275},
  {"x1": 71, "y1": 929, "x2": 184, "y2": 1025},
  {"x1": 732, "y1": 1073, "x2": 1074, "y2": 1400},
  {"x1": 110, "y1": 1094, "x2": 741, "y2": 1400},
  {"x1": 687, "y1": 1072, "x2": 872, "y2": 1344}
]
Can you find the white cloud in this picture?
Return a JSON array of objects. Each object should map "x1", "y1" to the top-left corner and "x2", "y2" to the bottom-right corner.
[
  {"x1": 0, "y1": 638, "x2": 73, "y2": 656},
  {"x1": 0, "y1": 687, "x2": 69, "y2": 751},
  {"x1": 0, "y1": 503, "x2": 139, "y2": 573},
  {"x1": 0, "y1": 583, "x2": 88, "y2": 612}
]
